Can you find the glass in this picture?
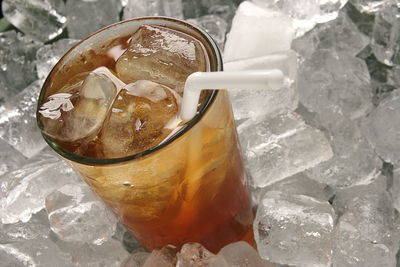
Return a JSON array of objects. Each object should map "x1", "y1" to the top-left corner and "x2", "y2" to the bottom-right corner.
[{"x1": 36, "y1": 17, "x2": 254, "y2": 253}]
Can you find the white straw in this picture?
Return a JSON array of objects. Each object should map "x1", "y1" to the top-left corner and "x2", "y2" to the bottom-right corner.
[{"x1": 180, "y1": 70, "x2": 285, "y2": 122}]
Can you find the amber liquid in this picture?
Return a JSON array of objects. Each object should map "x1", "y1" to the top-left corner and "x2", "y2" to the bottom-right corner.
[
  {"x1": 122, "y1": 122, "x2": 253, "y2": 252},
  {"x1": 39, "y1": 20, "x2": 254, "y2": 253},
  {"x1": 70, "y1": 91, "x2": 254, "y2": 253},
  {"x1": 122, "y1": 149, "x2": 254, "y2": 252}
]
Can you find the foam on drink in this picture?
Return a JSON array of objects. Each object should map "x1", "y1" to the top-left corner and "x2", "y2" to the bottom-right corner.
[{"x1": 38, "y1": 25, "x2": 208, "y2": 158}]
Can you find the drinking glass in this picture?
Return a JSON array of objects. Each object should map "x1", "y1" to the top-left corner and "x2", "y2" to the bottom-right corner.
[{"x1": 37, "y1": 17, "x2": 254, "y2": 253}]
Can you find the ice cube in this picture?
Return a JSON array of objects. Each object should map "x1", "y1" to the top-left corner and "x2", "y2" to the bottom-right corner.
[
  {"x1": 251, "y1": 0, "x2": 348, "y2": 37},
  {"x1": 121, "y1": 249, "x2": 150, "y2": 267},
  {"x1": 224, "y1": 50, "x2": 298, "y2": 120},
  {"x1": 142, "y1": 245, "x2": 177, "y2": 267},
  {"x1": 100, "y1": 80, "x2": 179, "y2": 158},
  {"x1": 0, "y1": 234, "x2": 72, "y2": 266},
  {"x1": 162, "y1": 0, "x2": 184, "y2": 19},
  {"x1": 123, "y1": 0, "x2": 183, "y2": 20},
  {"x1": 332, "y1": 182, "x2": 400, "y2": 266},
  {"x1": 333, "y1": 218, "x2": 397, "y2": 267},
  {"x1": 204, "y1": 0, "x2": 237, "y2": 24},
  {"x1": 2, "y1": 0, "x2": 67, "y2": 42},
  {"x1": 298, "y1": 49, "x2": 373, "y2": 120},
  {"x1": 182, "y1": 0, "x2": 237, "y2": 24},
  {"x1": 176, "y1": 243, "x2": 228, "y2": 267},
  {"x1": 356, "y1": 45, "x2": 398, "y2": 106},
  {"x1": 361, "y1": 89, "x2": 400, "y2": 165},
  {"x1": 344, "y1": 1, "x2": 376, "y2": 36},
  {"x1": 45, "y1": 182, "x2": 117, "y2": 245},
  {"x1": 0, "y1": 209, "x2": 72, "y2": 266},
  {"x1": 118, "y1": 226, "x2": 144, "y2": 253},
  {"x1": 238, "y1": 111, "x2": 333, "y2": 188},
  {"x1": 55, "y1": 238, "x2": 130, "y2": 267},
  {"x1": 349, "y1": 0, "x2": 391, "y2": 13},
  {"x1": 218, "y1": 241, "x2": 274, "y2": 267},
  {"x1": 388, "y1": 65, "x2": 400, "y2": 90},
  {"x1": 39, "y1": 69, "x2": 118, "y2": 145},
  {"x1": 0, "y1": 151, "x2": 80, "y2": 224},
  {"x1": 123, "y1": 0, "x2": 163, "y2": 18},
  {"x1": 254, "y1": 191, "x2": 335, "y2": 266},
  {"x1": 0, "y1": 80, "x2": 46, "y2": 158},
  {"x1": 228, "y1": 86, "x2": 297, "y2": 121},
  {"x1": 390, "y1": 168, "x2": 400, "y2": 212},
  {"x1": 305, "y1": 111, "x2": 382, "y2": 188},
  {"x1": 115, "y1": 25, "x2": 207, "y2": 94},
  {"x1": 182, "y1": 0, "x2": 204, "y2": 19},
  {"x1": 187, "y1": 15, "x2": 228, "y2": 51},
  {"x1": 35, "y1": 38, "x2": 79, "y2": 80},
  {"x1": 0, "y1": 169, "x2": 127, "y2": 266},
  {"x1": 370, "y1": 2, "x2": 400, "y2": 66},
  {"x1": 223, "y1": 1, "x2": 294, "y2": 62},
  {"x1": 66, "y1": 0, "x2": 121, "y2": 39},
  {"x1": 293, "y1": 11, "x2": 369, "y2": 58},
  {"x1": 260, "y1": 172, "x2": 334, "y2": 203},
  {"x1": 0, "y1": 31, "x2": 40, "y2": 103},
  {"x1": 0, "y1": 209, "x2": 50, "y2": 244},
  {"x1": 0, "y1": 139, "x2": 27, "y2": 177}
]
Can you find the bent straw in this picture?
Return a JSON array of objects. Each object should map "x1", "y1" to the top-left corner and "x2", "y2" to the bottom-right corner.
[{"x1": 180, "y1": 70, "x2": 285, "y2": 122}]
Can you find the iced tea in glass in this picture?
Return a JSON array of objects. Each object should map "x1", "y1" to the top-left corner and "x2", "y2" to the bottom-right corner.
[{"x1": 36, "y1": 17, "x2": 254, "y2": 253}]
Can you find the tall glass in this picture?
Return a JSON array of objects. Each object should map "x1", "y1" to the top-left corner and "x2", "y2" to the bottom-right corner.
[{"x1": 37, "y1": 17, "x2": 254, "y2": 253}]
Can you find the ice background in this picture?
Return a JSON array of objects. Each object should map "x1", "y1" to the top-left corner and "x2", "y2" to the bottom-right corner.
[{"x1": 1, "y1": 0, "x2": 400, "y2": 266}]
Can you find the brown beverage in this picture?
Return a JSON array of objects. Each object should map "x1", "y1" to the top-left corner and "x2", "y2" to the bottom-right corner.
[{"x1": 37, "y1": 17, "x2": 254, "y2": 253}]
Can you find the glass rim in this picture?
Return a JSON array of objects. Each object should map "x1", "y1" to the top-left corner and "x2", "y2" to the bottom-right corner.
[{"x1": 36, "y1": 16, "x2": 223, "y2": 166}]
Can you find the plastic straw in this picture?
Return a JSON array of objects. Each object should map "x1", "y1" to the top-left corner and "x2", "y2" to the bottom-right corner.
[{"x1": 180, "y1": 70, "x2": 285, "y2": 122}]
